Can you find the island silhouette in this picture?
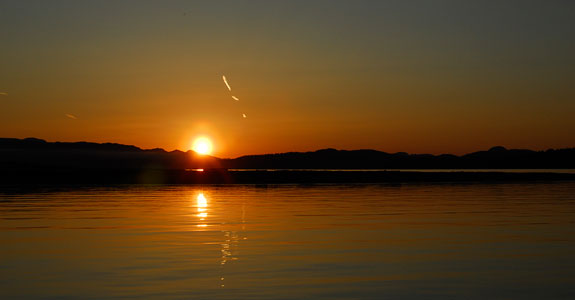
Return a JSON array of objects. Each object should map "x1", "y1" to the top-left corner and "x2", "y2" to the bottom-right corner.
[{"x1": 1, "y1": 137, "x2": 575, "y2": 184}]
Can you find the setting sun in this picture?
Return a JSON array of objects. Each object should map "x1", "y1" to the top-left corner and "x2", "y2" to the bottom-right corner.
[{"x1": 192, "y1": 137, "x2": 213, "y2": 155}]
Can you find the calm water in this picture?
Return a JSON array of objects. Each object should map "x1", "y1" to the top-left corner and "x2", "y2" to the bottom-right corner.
[
  {"x1": 230, "y1": 169, "x2": 575, "y2": 173},
  {"x1": 2, "y1": 183, "x2": 575, "y2": 299}
]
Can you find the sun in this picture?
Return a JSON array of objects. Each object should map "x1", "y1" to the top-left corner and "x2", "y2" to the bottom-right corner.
[{"x1": 192, "y1": 137, "x2": 213, "y2": 155}]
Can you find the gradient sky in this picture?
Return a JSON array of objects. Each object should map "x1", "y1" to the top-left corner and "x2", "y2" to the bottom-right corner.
[{"x1": 1, "y1": 0, "x2": 574, "y2": 158}]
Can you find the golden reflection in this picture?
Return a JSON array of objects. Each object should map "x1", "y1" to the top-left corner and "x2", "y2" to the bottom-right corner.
[
  {"x1": 197, "y1": 193, "x2": 208, "y2": 208},
  {"x1": 192, "y1": 190, "x2": 248, "y2": 289},
  {"x1": 196, "y1": 192, "x2": 208, "y2": 226}
]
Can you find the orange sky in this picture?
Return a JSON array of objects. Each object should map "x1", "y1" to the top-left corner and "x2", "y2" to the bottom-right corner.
[{"x1": 1, "y1": 1, "x2": 574, "y2": 158}]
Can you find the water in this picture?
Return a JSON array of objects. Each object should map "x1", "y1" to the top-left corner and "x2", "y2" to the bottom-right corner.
[
  {"x1": 1, "y1": 183, "x2": 575, "y2": 299},
  {"x1": 230, "y1": 169, "x2": 575, "y2": 173}
]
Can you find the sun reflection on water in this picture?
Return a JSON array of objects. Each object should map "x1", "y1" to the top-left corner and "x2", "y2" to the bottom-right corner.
[
  {"x1": 193, "y1": 191, "x2": 248, "y2": 288},
  {"x1": 196, "y1": 192, "x2": 208, "y2": 225}
]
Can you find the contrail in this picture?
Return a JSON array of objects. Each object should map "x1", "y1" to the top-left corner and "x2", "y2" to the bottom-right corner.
[
  {"x1": 0, "y1": 92, "x2": 7, "y2": 96},
  {"x1": 65, "y1": 114, "x2": 77, "y2": 119},
  {"x1": 222, "y1": 75, "x2": 232, "y2": 91},
  {"x1": 222, "y1": 75, "x2": 246, "y2": 118}
]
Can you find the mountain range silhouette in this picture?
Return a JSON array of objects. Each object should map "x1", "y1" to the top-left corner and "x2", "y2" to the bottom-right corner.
[{"x1": 2, "y1": 137, "x2": 575, "y2": 184}]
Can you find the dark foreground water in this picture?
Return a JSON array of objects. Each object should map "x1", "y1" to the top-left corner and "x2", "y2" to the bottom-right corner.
[{"x1": 1, "y1": 183, "x2": 575, "y2": 299}]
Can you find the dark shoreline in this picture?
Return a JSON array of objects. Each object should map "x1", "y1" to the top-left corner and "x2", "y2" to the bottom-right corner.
[{"x1": 2, "y1": 168, "x2": 575, "y2": 185}]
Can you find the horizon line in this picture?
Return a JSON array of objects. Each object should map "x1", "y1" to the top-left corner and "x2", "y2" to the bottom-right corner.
[{"x1": 2, "y1": 137, "x2": 574, "y2": 160}]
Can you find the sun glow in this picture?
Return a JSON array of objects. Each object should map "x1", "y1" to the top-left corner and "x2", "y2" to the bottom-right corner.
[{"x1": 192, "y1": 137, "x2": 213, "y2": 155}]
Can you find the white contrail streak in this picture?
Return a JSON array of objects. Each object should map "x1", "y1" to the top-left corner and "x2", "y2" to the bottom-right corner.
[
  {"x1": 222, "y1": 75, "x2": 232, "y2": 91},
  {"x1": 222, "y1": 75, "x2": 247, "y2": 119},
  {"x1": 0, "y1": 92, "x2": 7, "y2": 96},
  {"x1": 65, "y1": 114, "x2": 77, "y2": 119}
]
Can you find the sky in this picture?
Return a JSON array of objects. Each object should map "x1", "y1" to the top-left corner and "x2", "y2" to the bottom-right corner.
[{"x1": 0, "y1": 0, "x2": 574, "y2": 158}]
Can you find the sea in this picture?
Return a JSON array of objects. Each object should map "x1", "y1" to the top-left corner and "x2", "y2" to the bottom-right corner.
[{"x1": 2, "y1": 182, "x2": 575, "y2": 299}]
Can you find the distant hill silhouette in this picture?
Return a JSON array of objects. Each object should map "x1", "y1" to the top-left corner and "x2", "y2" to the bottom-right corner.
[
  {"x1": 223, "y1": 146, "x2": 575, "y2": 169},
  {"x1": 0, "y1": 137, "x2": 222, "y2": 170},
  {"x1": 2, "y1": 138, "x2": 575, "y2": 170},
  {"x1": 2, "y1": 137, "x2": 575, "y2": 184}
]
